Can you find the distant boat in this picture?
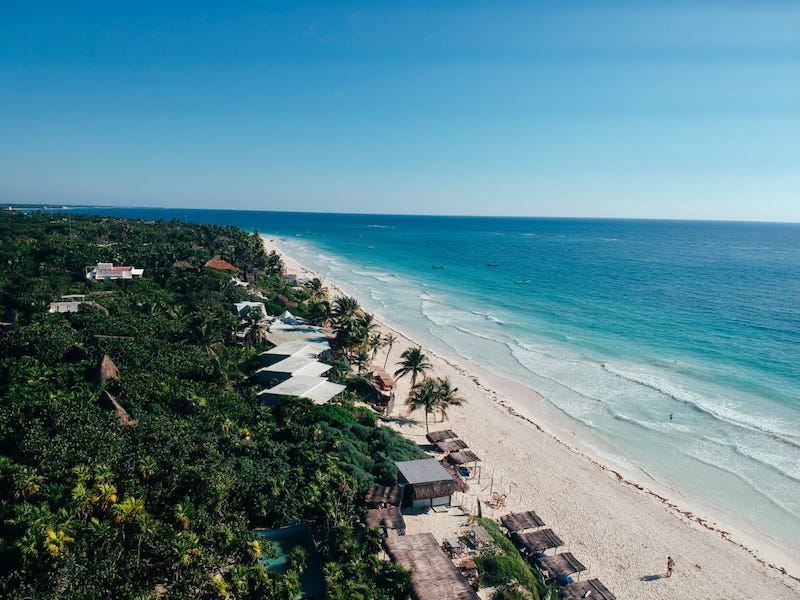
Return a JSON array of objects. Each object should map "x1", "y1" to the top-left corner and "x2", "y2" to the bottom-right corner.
[
  {"x1": 486, "y1": 262, "x2": 500, "y2": 267},
  {"x1": 514, "y1": 279, "x2": 531, "y2": 284},
  {"x1": 431, "y1": 265, "x2": 446, "y2": 270},
  {"x1": 366, "y1": 245, "x2": 375, "y2": 249}
]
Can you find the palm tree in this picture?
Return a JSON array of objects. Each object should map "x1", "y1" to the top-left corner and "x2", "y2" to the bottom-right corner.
[
  {"x1": 304, "y1": 277, "x2": 328, "y2": 302},
  {"x1": 331, "y1": 296, "x2": 361, "y2": 328},
  {"x1": 405, "y1": 378, "x2": 439, "y2": 433},
  {"x1": 382, "y1": 333, "x2": 398, "y2": 369},
  {"x1": 367, "y1": 333, "x2": 383, "y2": 360},
  {"x1": 394, "y1": 347, "x2": 432, "y2": 389},
  {"x1": 432, "y1": 377, "x2": 465, "y2": 423}
]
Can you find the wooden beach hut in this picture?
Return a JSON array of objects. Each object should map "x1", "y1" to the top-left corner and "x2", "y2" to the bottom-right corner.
[
  {"x1": 563, "y1": 579, "x2": 616, "y2": 600},
  {"x1": 501, "y1": 510, "x2": 545, "y2": 532},
  {"x1": 513, "y1": 529, "x2": 564, "y2": 555},
  {"x1": 396, "y1": 458, "x2": 458, "y2": 509},
  {"x1": 384, "y1": 533, "x2": 479, "y2": 600}
]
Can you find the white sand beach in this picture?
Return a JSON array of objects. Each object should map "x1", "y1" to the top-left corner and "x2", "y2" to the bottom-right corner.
[{"x1": 264, "y1": 236, "x2": 800, "y2": 600}]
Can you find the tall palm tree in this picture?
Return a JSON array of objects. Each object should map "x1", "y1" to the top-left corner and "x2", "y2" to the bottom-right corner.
[
  {"x1": 368, "y1": 333, "x2": 383, "y2": 360},
  {"x1": 405, "y1": 378, "x2": 439, "y2": 433},
  {"x1": 382, "y1": 333, "x2": 398, "y2": 369},
  {"x1": 394, "y1": 346, "x2": 432, "y2": 389},
  {"x1": 432, "y1": 377, "x2": 465, "y2": 423}
]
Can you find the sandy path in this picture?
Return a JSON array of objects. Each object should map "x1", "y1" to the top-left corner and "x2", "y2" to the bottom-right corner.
[{"x1": 263, "y1": 236, "x2": 800, "y2": 600}]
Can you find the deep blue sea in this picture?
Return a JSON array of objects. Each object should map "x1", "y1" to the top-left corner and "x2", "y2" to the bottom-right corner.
[{"x1": 61, "y1": 207, "x2": 800, "y2": 558}]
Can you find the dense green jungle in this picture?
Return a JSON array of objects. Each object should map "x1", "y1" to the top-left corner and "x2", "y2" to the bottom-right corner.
[{"x1": 0, "y1": 210, "x2": 425, "y2": 599}]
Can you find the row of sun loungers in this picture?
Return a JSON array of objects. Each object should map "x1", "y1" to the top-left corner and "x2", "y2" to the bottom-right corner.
[{"x1": 501, "y1": 509, "x2": 616, "y2": 599}]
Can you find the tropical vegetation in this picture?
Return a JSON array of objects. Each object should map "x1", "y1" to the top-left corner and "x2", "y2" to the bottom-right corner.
[{"x1": 0, "y1": 209, "x2": 423, "y2": 599}]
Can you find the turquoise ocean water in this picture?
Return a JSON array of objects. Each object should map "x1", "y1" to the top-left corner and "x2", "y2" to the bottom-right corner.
[{"x1": 64, "y1": 208, "x2": 800, "y2": 560}]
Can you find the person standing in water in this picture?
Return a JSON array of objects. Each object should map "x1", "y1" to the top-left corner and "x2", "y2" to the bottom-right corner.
[{"x1": 667, "y1": 556, "x2": 675, "y2": 577}]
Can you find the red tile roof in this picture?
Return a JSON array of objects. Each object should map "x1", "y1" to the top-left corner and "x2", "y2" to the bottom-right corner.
[{"x1": 204, "y1": 258, "x2": 240, "y2": 272}]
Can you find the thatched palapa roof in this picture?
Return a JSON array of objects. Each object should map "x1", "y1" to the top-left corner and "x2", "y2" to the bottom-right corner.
[
  {"x1": 537, "y1": 552, "x2": 587, "y2": 578},
  {"x1": 563, "y1": 579, "x2": 616, "y2": 600},
  {"x1": 96, "y1": 354, "x2": 119, "y2": 384},
  {"x1": 446, "y1": 450, "x2": 481, "y2": 466},
  {"x1": 97, "y1": 390, "x2": 137, "y2": 426},
  {"x1": 426, "y1": 430, "x2": 458, "y2": 444},
  {"x1": 436, "y1": 438, "x2": 468, "y2": 453},
  {"x1": 501, "y1": 510, "x2": 545, "y2": 532},
  {"x1": 363, "y1": 507, "x2": 405, "y2": 530},
  {"x1": 513, "y1": 528, "x2": 564, "y2": 554},
  {"x1": 365, "y1": 484, "x2": 403, "y2": 507},
  {"x1": 385, "y1": 533, "x2": 479, "y2": 600}
]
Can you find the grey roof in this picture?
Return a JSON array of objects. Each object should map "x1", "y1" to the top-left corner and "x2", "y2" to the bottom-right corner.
[{"x1": 396, "y1": 458, "x2": 455, "y2": 486}]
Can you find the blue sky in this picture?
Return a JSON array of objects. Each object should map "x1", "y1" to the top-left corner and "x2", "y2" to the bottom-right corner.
[{"x1": 1, "y1": 1, "x2": 798, "y2": 221}]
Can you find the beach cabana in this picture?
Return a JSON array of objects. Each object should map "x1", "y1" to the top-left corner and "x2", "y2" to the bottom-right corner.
[
  {"x1": 426, "y1": 430, "x2": 458, "y2": 444},
  {"x1": 363, "y1": 507, "x2": 405, "y2": 532},
  {"x1": 385, "y1": 533, "x2": 479, "y2": 600},
  {"x1": 365, "y1": 484, "x2": 403, "y2": 508},
  {"x1": 563, "y1": 579, "x2": 616, "y2": 600},
  {"x1": 501, "y1": 510, "x2": 545, "y2": 532},
  {"x1": 396, "y1": 458, "x2": 458, "y2": 509},
  {"x1": 436, "y1": 438, "x2": 468, "y2": 453},
  {"x1": 446, "y1": 450, "x2": 481, "y2": 466},
  {"x1": 513, "y1": 529, "x2": 564, "y2": 555},
  {"x1": 537, "y1": 552, "x2": 587, "y2": 580}
]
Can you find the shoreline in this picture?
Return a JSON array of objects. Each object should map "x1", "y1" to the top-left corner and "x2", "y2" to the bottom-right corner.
[{"x1": 263, "y1": 235, "x2": 800, "y2": 599}]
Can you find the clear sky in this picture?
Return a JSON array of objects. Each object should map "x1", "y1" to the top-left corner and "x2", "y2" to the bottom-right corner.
[{"x1": 1, "y1": 1, "x2": 798, "y2": 221}]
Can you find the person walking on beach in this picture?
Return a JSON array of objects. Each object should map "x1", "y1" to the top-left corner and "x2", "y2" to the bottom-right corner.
[{"x1": 667, "y1": 556, "x2": 675, "y2": 577}]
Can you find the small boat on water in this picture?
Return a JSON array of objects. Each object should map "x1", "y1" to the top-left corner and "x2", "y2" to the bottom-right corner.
[
  {"x1": 514, "y1": 279, "x2": 531, "y2": 284},
  {"x1": 431, "y1": 265, "x2": 446, "y2": 270},
  {"x1": 366, "y1": 245, "x2": 374, "y2": 249},
  {"x1": 487, "y1": 262, "x2": 500, "y2": 267}
]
